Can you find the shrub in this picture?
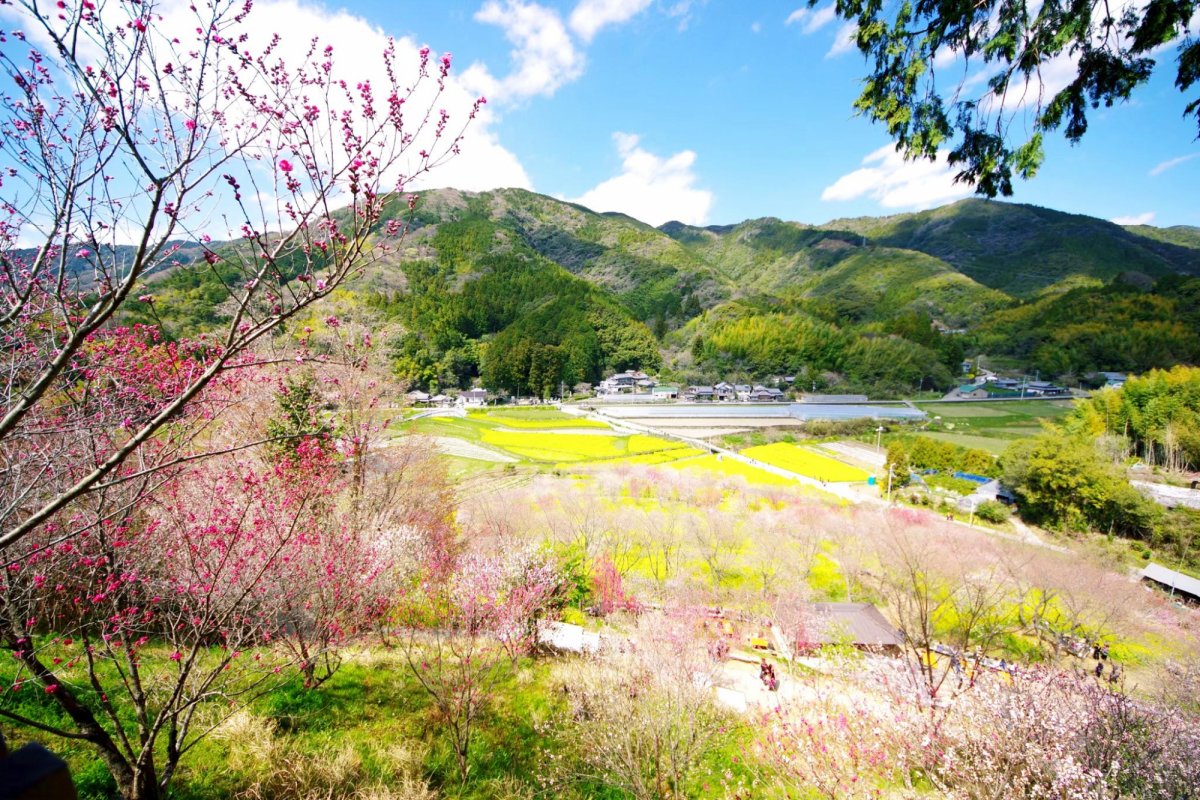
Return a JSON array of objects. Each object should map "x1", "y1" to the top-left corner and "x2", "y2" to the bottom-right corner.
[{"x1": 975, "y1": 500, "x2": 1011, "y2": 523}]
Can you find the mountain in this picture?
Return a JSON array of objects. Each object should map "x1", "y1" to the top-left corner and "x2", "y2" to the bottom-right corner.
[
  {"x1": 1123, "y1": 224, "x2": 1200, "y2": 252},
  {"x1": 129, "y1": 189, "x2": 1200, "y2": 396},
  {"x1": 818, "y1": 199, "x2": 1200, "y2": 297}
]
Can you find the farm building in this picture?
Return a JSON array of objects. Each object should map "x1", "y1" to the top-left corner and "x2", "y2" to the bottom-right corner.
[
  {"x1": 798, "y1": 603, "x2": 903, "y2": 653},
  {"x1": 1141, "y1": 563, "x2": 1200, "y2": 604}
]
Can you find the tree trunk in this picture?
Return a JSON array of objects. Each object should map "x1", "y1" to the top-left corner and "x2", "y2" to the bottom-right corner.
[{"x1": 116, "y1": 757, "x2": 161, "y2": 800}]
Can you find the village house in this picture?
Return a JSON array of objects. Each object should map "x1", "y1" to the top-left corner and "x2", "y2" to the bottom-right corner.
[
  {"x1": 749, "y1": 385, "x2": 786, "y2": 402},
  {"x1": 405, "y1": 390, "x2": 431, "y2": 405},
  {"x1": 714, "y1": 381, "x2": 736, "y2": 401},
  {"x1": 457, "y1": 388, "x2": 490, "y2": 407},
  {"x1": 734, "y1": 384, "x2": 752, "y2": 402},
  {"x1": 684, "y1": 385, "x2": 716, "y2": 402},
  {"x1": 598, "y1": 370, "x2": 656, "y2": 395}
]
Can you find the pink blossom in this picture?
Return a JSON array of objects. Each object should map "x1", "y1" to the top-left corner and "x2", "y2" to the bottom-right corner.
[{"x1": 279, "y1": 159, "x2": 293, "y2": 174}]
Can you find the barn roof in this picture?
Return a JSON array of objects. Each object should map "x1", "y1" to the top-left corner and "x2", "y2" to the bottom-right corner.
[{"x1": 809, "y1": 603, "x2": 903, "y2": 648}]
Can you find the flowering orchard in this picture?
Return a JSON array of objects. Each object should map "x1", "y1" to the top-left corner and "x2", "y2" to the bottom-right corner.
[
  {"x1": 0, "y1": 0, "x2": 480, "y2": 554},
  {"x1": 0, "y1": 0, "x2": 480, "y2": 796}
]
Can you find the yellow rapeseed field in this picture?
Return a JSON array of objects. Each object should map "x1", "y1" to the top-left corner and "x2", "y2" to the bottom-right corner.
[
  {"x1": 479, "y1": 429, "x2": 684, "y2": 462},
  {"x1": 741, "y1": 443, "x2": 870, "y2": 482}
]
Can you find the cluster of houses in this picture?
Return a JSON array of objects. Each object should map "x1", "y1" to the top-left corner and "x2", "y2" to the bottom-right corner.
[
  {"x1": 683, "y1": 383, "x2": 788, "y2": 402},
  {"x1": 957, "y1": 377, "x2": 1070, "y2": 399},
  {"x1": 597, "y1": 371, "x2": 792, "y2": 403},
  {"x1": 406, "y1": 388, "x2": 490, "y2": 407}
]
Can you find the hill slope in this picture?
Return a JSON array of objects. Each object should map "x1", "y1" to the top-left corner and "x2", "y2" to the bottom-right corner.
[
  {"x1": 819, "y1": 199, "x2": 1200, "y2": 296},
  {"x1": 125, "y1": 189, "x2": 1200, "y2": 396}
]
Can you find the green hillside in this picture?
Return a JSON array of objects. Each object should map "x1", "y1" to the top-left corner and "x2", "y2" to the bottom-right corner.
[
  {"x1": 1124, "y1": 224, "x2": 1200, "y2": 251},
  {"x1": 125, "y1": 188, "x2": 1200, "y2": 397},
  {"x1": 820, "y1": 199, "x2": 1200, "y2": 296}
]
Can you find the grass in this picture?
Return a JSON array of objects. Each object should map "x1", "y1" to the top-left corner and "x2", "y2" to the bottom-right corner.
[
  {"x1": 916, "y1": 431, "x2": 1013, "y2": 455},
  {"x1": 741, "y1": 443, "x2": 871, "y2": 482},
  {"x1": 913, "y1": 399, "x2": 1076, "y2": 453}
]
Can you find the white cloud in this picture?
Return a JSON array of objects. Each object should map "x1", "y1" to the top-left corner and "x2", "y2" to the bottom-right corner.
[
  {"x1": 569, "y1": 0, "x2": 653, "y2": 42},
  {"x1": 1149, "y1": 153, "x2": 1199, "y2": 176},
  {"x1": 821, "y1": 144, "x2": 974, "y2": 210},
  {"x1": 189, "y1": 0, "x2": 532, "y2": 193},
  {"x1": 750, "y1": 21, "x2": 762, "y2": 33},
  {"x1": 1111, "y1": 212, "x2": 1156, "y2": 226},
  {"x1": 473, "y1": 0, "x2": 584, "y2": 102},
  {"x1": 826, "y1": 20, "x2": 858, "y2": 57},
  {"x1": 785, "y1": 4, "x2": 837, "y2": 34},
  {"x1": 570, "y1": 133, "x2": 714, "y2": 226},
  {"x1": 665, "y1": 0, "x2": 703, "y2": 31}
]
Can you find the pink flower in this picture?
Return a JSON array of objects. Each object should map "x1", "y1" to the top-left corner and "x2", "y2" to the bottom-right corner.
[
  {"x1": 279, "y1": 159, "x2": 293, "y2": 174},
  {"x1": 169, "y1": 650, "x2": 182, "y2": 661},
  {"x1": 75, "y1": 248, "x2": 91, "y2": 258},
  {"x1": 184, "y1": 119, "x2": 196, "y2": 131},
  {"x1": 45, "y1": 684, "x2": 59, "y2": 694}
]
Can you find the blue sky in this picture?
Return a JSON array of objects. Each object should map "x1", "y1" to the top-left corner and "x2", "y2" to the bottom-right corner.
[{"x1": 125, "y1": 1, "x2": 1200, "y2": 229}]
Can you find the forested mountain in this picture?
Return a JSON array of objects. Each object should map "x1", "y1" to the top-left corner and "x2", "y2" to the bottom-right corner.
[
  {"x1": 131, "y1": 188, "x2": 1200, "y2": 397},
  {"x1": 818, "y1": 199, "x2": 1200, "y2": 297}
]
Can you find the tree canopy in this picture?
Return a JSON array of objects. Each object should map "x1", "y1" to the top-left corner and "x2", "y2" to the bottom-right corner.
[{"x1": 826, "y1": 0, "x2": 1200, "y2": 196}]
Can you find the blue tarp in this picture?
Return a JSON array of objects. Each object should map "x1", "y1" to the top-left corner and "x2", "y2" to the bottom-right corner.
[{"x1": 952, "y1": 471, "x2": 991, "y2": 484}]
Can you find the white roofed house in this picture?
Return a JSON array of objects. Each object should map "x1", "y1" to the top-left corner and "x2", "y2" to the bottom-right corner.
[
  {"x1": 714, "y1": 382, "x2": 735, "y2": 401},
  {"x1": 458, "y1": 388, "x2": 489, "y2": 407},
  {"x1": 734, "y1": 384, "x2": 752, "y2": 402},
  {"x1": 601, "y1": 372, "x2": 637, "y2": 394}
]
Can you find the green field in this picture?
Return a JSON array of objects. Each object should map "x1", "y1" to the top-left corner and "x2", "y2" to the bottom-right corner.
[
  {"x1": 913, "y1": 399, "x2": 1076, "y2": 452},
  {"x1": 742, "y1": 443, "x2": 872, "y2": 482}
]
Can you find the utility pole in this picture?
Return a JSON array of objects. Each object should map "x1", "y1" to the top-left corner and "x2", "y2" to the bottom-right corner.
[
  {"x1": 875, "y1": 425, "x2": 884, "y2": 450},
  {"x1": 886, "y1": 463, "x2": 895, "y2": 504}
]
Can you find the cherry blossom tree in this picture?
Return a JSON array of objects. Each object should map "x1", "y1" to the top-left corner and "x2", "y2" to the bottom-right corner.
[
  {"x1": 0, "y1": 0, "x2": 480, "y2": 555},
  {"x1": 0, "y1": 0, "x2": 478, "y2": 791},
  {"x1": 393, "y1": 543, "x2": 561, "y2": 784},
  {"x1": 548, "y1": 613, "x2": 734, "y2": 800},
  {"x1": 1, "y1": 430, "x2": 333, "y2": 799}
]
